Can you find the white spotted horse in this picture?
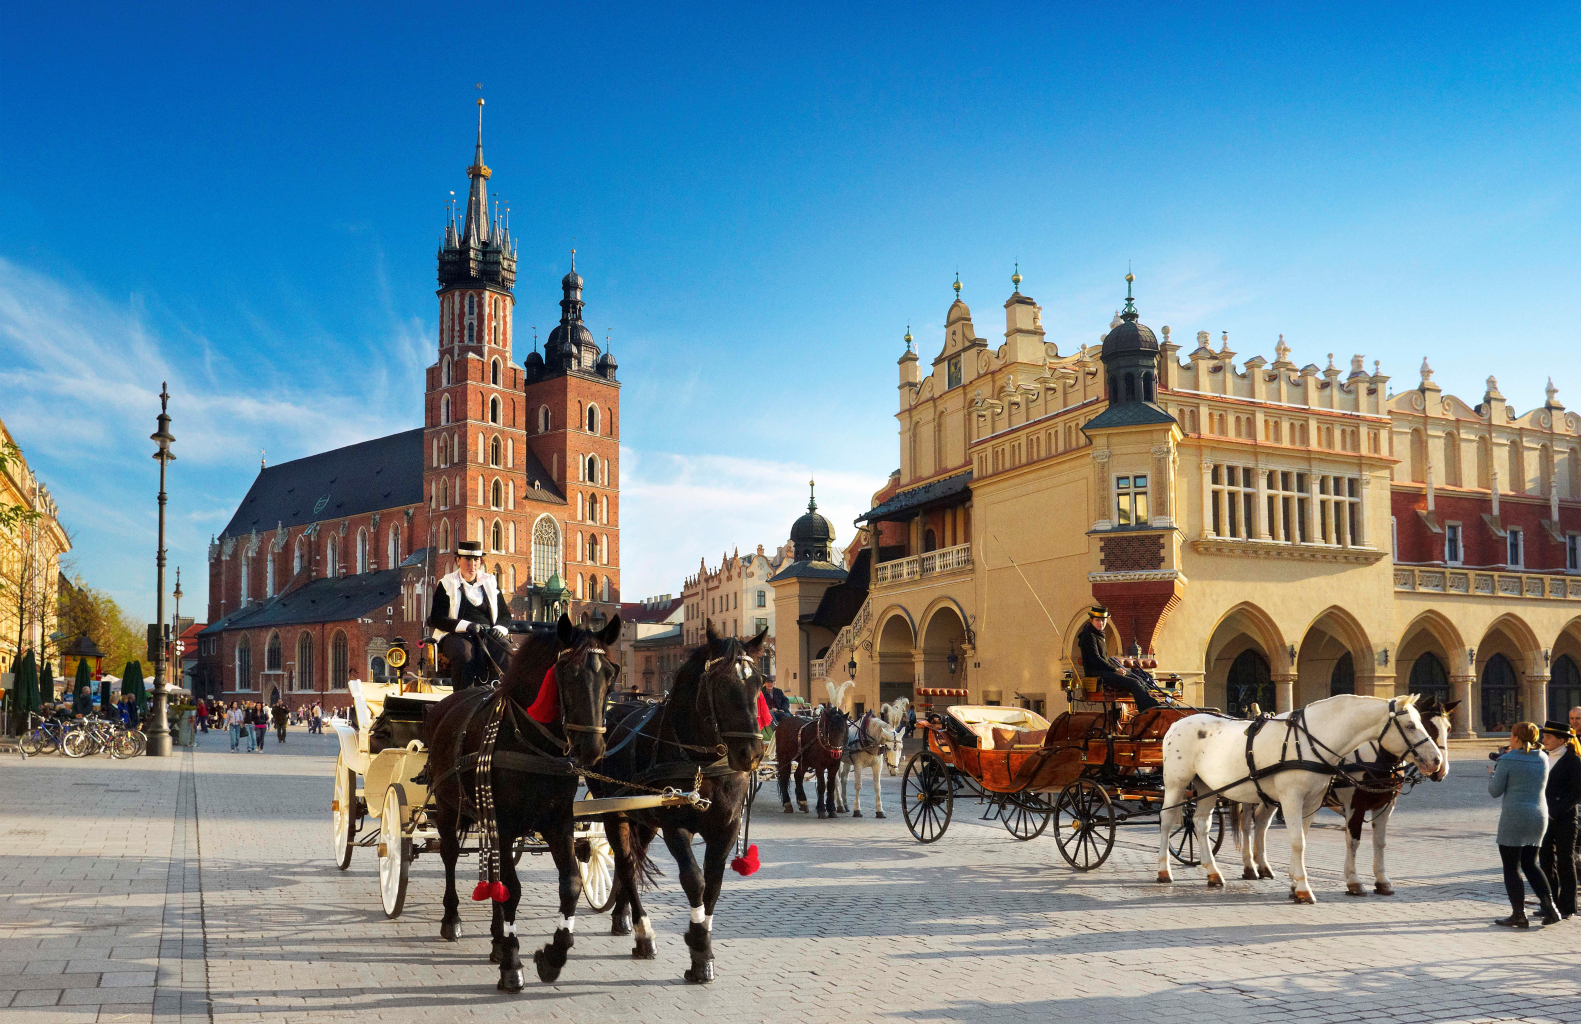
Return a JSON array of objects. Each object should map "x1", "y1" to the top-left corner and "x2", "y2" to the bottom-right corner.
[
  {"x1": 1157, "y1": 694, "x2": 1442, "y2": 902},
  {"x1": 590, "y1": 620, "x2": 769, "y2": 984},
  {"x1": 423, "y1": 613, "x2": 621, "y2": 992}
]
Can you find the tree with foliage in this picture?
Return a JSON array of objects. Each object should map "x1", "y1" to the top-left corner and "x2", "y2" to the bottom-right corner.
[
  {"x1": 0, "y1": 439, "x2": 58, "y2": 677},
  {"x1": 58, "y1": 578, "x2": 149, "y2": 682}
]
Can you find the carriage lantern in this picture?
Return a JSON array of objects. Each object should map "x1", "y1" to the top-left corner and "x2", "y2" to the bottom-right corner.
[{"x1": 946, "y1": 650, "x2": 959, "y2": 675}]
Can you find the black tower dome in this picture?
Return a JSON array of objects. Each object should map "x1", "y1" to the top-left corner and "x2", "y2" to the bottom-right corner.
[
  {"x1": 1100, "y1": 273, "x2": 1161, "y2": 406},
  {"x1": 790, "y1": 481, "x2": 835, "y2": 561}
]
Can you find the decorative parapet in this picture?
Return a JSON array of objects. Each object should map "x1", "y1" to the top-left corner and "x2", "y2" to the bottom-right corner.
[
  {"x1": 1192, "y1": 538, "x2": 1386, "y2": 565},
  {"x1": 875, "y1": 542, "x2": 972, "y2": 586},
  {"x1": 1393, "y1": 566, "x2": 1581, "y2": 600}
]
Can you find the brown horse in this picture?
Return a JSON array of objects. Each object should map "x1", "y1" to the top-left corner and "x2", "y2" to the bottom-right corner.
[
  {"x1": 423, "y1": 613, "x2": 620, "y2": 992},
  {"x1": 591, "y1": 621, "x2": 768, "y2": 983},
  {"x1": 775, "y1": 703, "x2": 848, "y2": 818}
]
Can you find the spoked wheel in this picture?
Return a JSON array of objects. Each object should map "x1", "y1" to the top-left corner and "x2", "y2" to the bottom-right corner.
[
  {"x1": 901, "y1": 751, "x2": 954, "y2": 844},
  {"x1": 378, "y1": 784, "x2": 411, "y2": 918},
  {"x1": 20, "y1": 730, "x2": 52, "y2": 756},
  {"x1": 1002, "y1": 790, "x2": 1054, "y2": 841},
  {"x1": 1168, "y1": 798, "x2": 1226, "y2": 866},
  {"x1": 61, "y1": 729, "x2": 92, "y2": 758},
  {"x1": 1054, "y1": 778, "x2": 1116, "y2": 871},
  {"x1": 110, "y1": 731, "x2": 138, "y2": 759},
  {"x1": 123, "y1": 730, "x2": 147, "y2": 757},
  {"x1": 331, "y1": 759, "x2": 357, "y2": 870},
  {"x1": 576, "y1": 823, "x2": 616, "y2": 913}
]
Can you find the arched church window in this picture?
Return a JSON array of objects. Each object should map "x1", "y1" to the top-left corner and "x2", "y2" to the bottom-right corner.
[
  {"x1": 587, "y1": 406, "x2": 599, "y2": 433},
  {"x1": 490, "y1": 397, "x2": 500, "y2": 424},
  {"x1": 532, "y1": 517, "x2": 561, "y2": 584},
  {"x1": 490, "y1": 436, "x2": 501, "y2": 466},
  {"x1": 491, "y1": 479, "x2": 502, "y2": 509},
  {"x1": 540, "y1": 406, "x2": 551, "y2": 433},
  {"x1": 438, "y1": 519, "x2": 451, "y2": 553},
  {"x1": 441, "y1": 395, "x2": 451, "y2": 426},
  {"x1": 326, "y1": 536, "x2": 339, "y2": 578},
  {"x1": 466, "y1": 322, "x2": 474, "y2": 345},
  {"x1": 467, "y1": 294, "x2": 475, "y2": 315},
  {"x1": 491, "y1": 358, "x2": 501, "y2": 386},
  {"x1": 442, "y1": 356, "x2": 451, "y2": 386},
  {"x1": 356, "y1": 529, "x2": 368, "y2": 574},
  {"x1": 293, "y1": 537, "x2": 305, "y2": 575},
  {"x1": 492, "y1": 520, "x2": 503, "y2": 553},
  {"x1": 387, "y1": 526, "x2": 399, "y2": 569},
  {"x1": 587, "y1": 455, "x2": 598, "y2": 482}
]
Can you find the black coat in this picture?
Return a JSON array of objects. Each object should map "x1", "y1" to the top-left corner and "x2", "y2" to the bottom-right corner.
[
  {"x1": 1077, "y1": 622, "x2": 1117, "y2": 678},
  {"x1": 427, "y1": 573, "x2": 510, "y2": 635},
  {"x1": 1547, "y1": 745, "x2": 1581, "y2": 819}
]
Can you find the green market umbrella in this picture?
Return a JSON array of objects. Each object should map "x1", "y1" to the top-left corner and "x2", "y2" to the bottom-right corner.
[
  {"x1": 72, "y1": 658, "x2": 92, "y2": 714},
  {"x1": 122, "y1": 661, "x2": 147, "y2": 718},
  {"x1": 19, "y1": 650, "x2": 38, "y2": 713},
  {"x1": 99, "y1": 676, "x2": 113, "y2": 715},
  {"x1": 38, "y1": 661, "x2": 52, "y2": 707}
]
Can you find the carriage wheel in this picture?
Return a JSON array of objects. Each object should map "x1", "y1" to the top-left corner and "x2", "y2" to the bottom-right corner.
[
  {"x1": 378, "y1": 784, "x2": 412, "y2": 918},
  {"x1": 1054, "y1": 778, "x2": 1116, "y2": 871},
  {"x1": 1168, "y1": 799, "x2": 1226, "y2": 866},
  {"x1": 901, "y1": 751, "x2": 953, "y2": 844},
  {"x1": 1002, "y1": 790, "x2": 1054, "y2": 841},
  {"x1": 576, "y1": 823, "x2": 617, "y2": 913},
  {"x1": 331, "y1": 759, "x2": 357, "y2": 870}
]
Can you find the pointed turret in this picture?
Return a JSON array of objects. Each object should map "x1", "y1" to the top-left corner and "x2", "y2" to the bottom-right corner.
[
  {"x1": 461, "y1": 99, "x2": 491, "y2": 246},
  {"x1": 438, "y1": 98, "x2": 516, "y2": 291}
]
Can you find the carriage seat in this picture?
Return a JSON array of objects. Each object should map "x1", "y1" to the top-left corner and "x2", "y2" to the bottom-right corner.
[
  {"x1": 945, "y1": 705, "x2": 1052, "y2": 749},
  {"x1": 990, "y1": 726, "x2": 1048, "y2": 750},
  {"x1": 1074, "y1": 674, "x2": 1137, "y2": 703}
]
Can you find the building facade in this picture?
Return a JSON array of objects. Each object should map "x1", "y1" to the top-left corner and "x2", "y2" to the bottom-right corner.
[
  {"x1": 0, "y1": 416, "x2": 69, "y2": 679},
  {"x1": 794, "y1": 270, "x2": 1581, "y2": 736},
  {"x1": 197, "y1": 106, "x2": 622, "y2": 709}
]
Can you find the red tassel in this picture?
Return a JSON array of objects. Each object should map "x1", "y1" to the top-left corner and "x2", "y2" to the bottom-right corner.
[
  {"x1": 490, "y1": 881, "x2": 510, "y2": 902},
  {"x1": 471, "y1": 881, "x2": 492, "y2": 902},
  {"x1": 730, "y1": 843, "x2": 760, "y2": 876}
]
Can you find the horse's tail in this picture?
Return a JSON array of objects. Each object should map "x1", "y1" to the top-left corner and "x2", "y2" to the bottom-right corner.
[
  {"x1": 1227, "y1": 801, "x2": 1243, "y2": 852},
  {"x1": 609, "y1": 819, "x2": 663, "y2": 893}
]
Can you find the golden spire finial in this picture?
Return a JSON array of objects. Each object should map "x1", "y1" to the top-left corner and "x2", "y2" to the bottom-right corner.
[
  {"x1": 953, "y1": 272, "x2": 961, "y2": 298},
  {"x1": 1011, "y1": 262, "x2": 1022, "y2": 292}
]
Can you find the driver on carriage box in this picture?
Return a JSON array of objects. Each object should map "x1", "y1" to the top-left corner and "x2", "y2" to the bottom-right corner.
[
  {"x1": 1077, "y1": 605, "x2": 1162, "y2": 711},
  {"x1": 427, "y1": 539, "x2": 515, "y2": 690}
]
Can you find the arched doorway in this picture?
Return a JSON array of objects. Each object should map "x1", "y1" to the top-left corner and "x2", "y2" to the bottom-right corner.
[
  {"x1": 1227, "y1": 649, "x2": 1272, "y2": 718},
  {"x1": 1203, "y1": 603, "x2": 1285, "y2": 712},
  {"x1": 877, "y1": 613, "x2": 916, "y2": 707},
  {"x1": 269, "y1": 685, "x2": 280, "y2": 705},
  {"x1": 1409, "y1": 652, "x2": 1451, "y2": 705},
  {"x1": 921, "y1": 605, "x2": 966, "y2": 690},
  {"x1": 1550, "y1": 654, "x2": 1581, "y2": 723},
  {"x1": 1481, "y1": 654, "x2": 1519, "y2": 733},
  {"x1": 1330, "y1": 652, "x2": 1354, "y2": 696}
]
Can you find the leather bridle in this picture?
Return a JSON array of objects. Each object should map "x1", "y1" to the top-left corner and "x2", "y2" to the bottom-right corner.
[
  {"x1": 697, "y1": 643, "x2": 767, "y2": 750},
  {"x1": 1376, "y1": 699, "x2": 1437, "y2": 767},
  {"x1": 556, "y1": 644, "x2": 613, "y2": 736}
]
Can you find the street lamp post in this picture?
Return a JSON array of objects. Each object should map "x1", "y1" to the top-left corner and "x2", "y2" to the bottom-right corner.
[
  {"x1": 172, "y1": 568, "x2": 183, "y2": 689},
  {"x1": 148, "y1": 383, "x2": 177, "y2": 756}
]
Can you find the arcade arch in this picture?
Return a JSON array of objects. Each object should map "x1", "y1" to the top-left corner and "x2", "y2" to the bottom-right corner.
[
  {"x1": 1295, "y1": 607, "x2": 1373, "y2": 707},
  {"x1": 1203, "y1": 602, "x2": 1288, "y2": 712},
  {"x1": 876, "y1": 610, "x2": 916, "y2": 708},
  {"x1": 920, "y1": 601, "x2": 967, "y2": 692},
  {"x1": 1473, "y1": 614, "x2": 1541, "y2": 735}
]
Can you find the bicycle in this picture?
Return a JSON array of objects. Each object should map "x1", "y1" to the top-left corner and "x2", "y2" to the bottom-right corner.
[
  {"x1": 19, "y1": 713, "x2": 68, "y2": 756},
  {"x1": 61, "y1": 716, "x2": 144, "y2": 758}
]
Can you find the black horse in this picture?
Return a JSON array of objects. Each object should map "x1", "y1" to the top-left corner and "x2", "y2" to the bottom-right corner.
[
  {"x1": 591, "y1": 621, "x2": 768, "y2": 983},
  {"x1": 424, "y1": 613, "x2": 620, "y2": 992},
  {"x1": 774, "y1": 703, "x2": 849, "y2": 817}
]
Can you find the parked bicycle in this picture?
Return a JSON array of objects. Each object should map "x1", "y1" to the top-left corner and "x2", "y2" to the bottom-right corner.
[
  {"x1": 19, "y1": 712, "x2": 68, "y2": 756},
  {"x1": 61, "y1": 715, "x2": 146, "y2": 758}
]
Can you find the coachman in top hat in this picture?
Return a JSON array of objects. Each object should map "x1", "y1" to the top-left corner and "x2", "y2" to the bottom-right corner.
[{"x1": 427, "y1": 540, "x2": 517, "y2": 689}]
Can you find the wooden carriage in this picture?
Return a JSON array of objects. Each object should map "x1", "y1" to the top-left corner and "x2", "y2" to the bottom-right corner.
[{"x1": 900, "y1": 671, "x2": 1225, "y2": 871}]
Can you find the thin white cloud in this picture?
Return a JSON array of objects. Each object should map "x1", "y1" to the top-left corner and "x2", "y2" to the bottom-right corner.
[{"x1": 617, "y1": 447, "x2": 880, "y2": 599}]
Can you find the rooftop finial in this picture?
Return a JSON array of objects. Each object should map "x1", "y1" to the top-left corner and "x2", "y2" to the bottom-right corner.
[
  {"x1": 571, "y1": 246, "x2": 576, "y2": 272},
  {"x1": 1011, "y1": 262, "x2": 1022, "y2": 293},
  {"x1": 953, "y1": 272, "x2": 961, "y2": 298},
  {"x1": 808, "y1": 478, "x2": 818, "y2": 513},
  {"x1": 904, "y1": 325, "x2": 913, "y2": 352},
  {"x1": 1419, "y1": 357, "x2": 1434, "y2": 384},
  {"x1": 1120, "y1": 269, "x2": 1137, "y2": 319},
  {"x1": 260, "y1": 448, "x2": 266, "y2": 470}
]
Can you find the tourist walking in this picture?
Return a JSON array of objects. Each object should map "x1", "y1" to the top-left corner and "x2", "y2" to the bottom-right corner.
[
  {"x1": 226, "y1": 702, "x2": 246, "y2": 751},
  {"x1": 273, "y1": 702, "x2": 288, "y2": 743},
  {"x1": 1488, "y1": 722, "x2": 1559, "y2": 927},
  {"x1": 251, "y1": 703, "x2": 268, "y2": 752},
  {"x1": 1539, "y1": 720, "x2": 1580, "y2": 919},
  {"x1": 196, "y1": 699, "x2": 209, "y2": 733}
]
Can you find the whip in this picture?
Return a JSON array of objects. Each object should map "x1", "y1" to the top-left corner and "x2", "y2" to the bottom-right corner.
[{"x1": 991, "y1": 532, "x2": 1062, "y2": 639}]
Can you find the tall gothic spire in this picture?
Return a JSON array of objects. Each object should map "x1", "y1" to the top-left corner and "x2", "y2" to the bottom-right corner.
[{"x1": 461, "y1": 98, "x2": 491, "y2": 246}]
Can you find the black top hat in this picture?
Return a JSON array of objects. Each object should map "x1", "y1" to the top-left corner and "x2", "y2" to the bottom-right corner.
[
  {"x1": 1089, "y1": 605, "x2": 1109, "y2": 617},
  {"x1": 456, "y1": 540, "x2": 485, "y2": 558},
  {"x1": 1541, "y1": 720, "x2": 1576, "y2": 739}
]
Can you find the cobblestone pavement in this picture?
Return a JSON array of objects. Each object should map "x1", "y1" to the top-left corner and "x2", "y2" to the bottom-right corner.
[{"x1": 2, "y1": 729, "x2": 1578, "y2": 1024}]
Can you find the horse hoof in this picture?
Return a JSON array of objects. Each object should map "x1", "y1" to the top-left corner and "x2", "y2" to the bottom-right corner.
[
  {"x1": 1258, "y1": 867, "x2": 1275, "y2": 879},
  {"x1": 1346, "y1": 883, "x2": 1366, "y2": 897},
  {"x1": 1292, "y1": 891, "x2": 1316, "y2": 905},
  {"x1": 1156, "y1": 871, "x2": 1172, "y2": 884},
  {"x1": 489, "y1": 940, "x2": 505, "y2": 965},
  {"x1": 1206, "y1": 873, "x2": 1224, "y2": 888},
  {"x1": 632, "y1": 937, "x2": 656, "y2": 960},
  {"x1": 611, "y1": 918, "x2": 632, "y2": 937},
  {"x1": 1242, "y1": 868, "x2": 1259, "y2": 880},
  {"x1": 782, "y1": 804, "x2": 794, "y2": 814},
  {"x1": 1374, "y1": 884, "x2": 1395, "y2": 896},
  {"x1": 815, "y1": 809, "x2": 825, "y2": 819},
  {"x1": 532, "y1": 948, "x2": 564, "y2": 984},
  {"x1": 684, "y1": 959, "x2": 716, "y2": 984},
  {"x1": 852, "y1": 810, "x2": 862, "y2": 818},
  {"x1": 439, "y1": 919, "x2": 460, "y2": 942},
  {"x1": 798, "y1": 804, "x2": 809, "y2": 813},
  {"x1": 497, "y1": 968, "x2": 526, "y2": 993},
  {"x1": 874, "y1": 811, "x2": 885, "y2": 819}
]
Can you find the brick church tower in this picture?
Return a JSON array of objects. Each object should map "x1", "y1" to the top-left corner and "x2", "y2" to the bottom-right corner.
[
  {"x1": 523, "y1": 256, "x2": 621, "y2": 609},
  {"x1": 423, "y1": 98, "x2": 537, "y2": 599}
]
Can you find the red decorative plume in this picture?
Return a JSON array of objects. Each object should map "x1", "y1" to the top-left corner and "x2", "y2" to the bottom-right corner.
[
  {"x1": 730, "y1": 843, "x2": 760, "y2": 876},
  {"x1": 526, "y1": 665, "x2": 559, "y2": 724},
  {"x1": 471, "y1": 881, "x2": 492, "y2": 901}
]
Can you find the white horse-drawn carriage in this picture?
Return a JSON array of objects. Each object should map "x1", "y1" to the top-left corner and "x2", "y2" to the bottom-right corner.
[{"x1": 327, "y1": 649, "x2": 709, "y2": 918}]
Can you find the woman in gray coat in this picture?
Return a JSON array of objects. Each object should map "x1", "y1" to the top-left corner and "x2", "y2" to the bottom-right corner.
[{"x1": 1488, "y1": 721, "x2": 1559, "y2": 927}]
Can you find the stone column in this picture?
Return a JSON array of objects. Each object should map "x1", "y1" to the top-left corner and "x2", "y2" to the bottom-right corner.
[
  {"x1": 1450, "y1": 674, "x2": 1475, "y2": 738},
  {"x1": 1274, "y1": 673, "x2": 1296, "y2": 714},
  {"x1": 1524, "y1": 672, "x2": 1549, "y2": 728},
  {"x1": 1200, "y1": 456, "x2": 1215, "y2": 539},
  {"x1": 1254, "y1": 459, "x2": 1271, "y2": 539},
  {"x1": 1150, "y1": 444, "x2": 1174, "y2": 526},
  {"x1": 1091, "y1": 448, "x2": 1112, "y2": 530},
  {"x1": 912, "y1": 650, "x2": 928, "y2": 696}
]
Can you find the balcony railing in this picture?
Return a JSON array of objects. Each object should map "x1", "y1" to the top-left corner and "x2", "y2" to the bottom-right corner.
[
  {"x1": 875, "y1": 542, "x2": 972, "y2": 586},
  {"x1": 1393, "y1": 566, "x2": 1581, "y2": 600}
]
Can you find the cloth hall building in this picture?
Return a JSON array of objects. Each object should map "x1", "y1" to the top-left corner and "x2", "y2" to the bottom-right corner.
[
  {"x1": 779, "y1": 272, "x2": 1581, "y2": 738},
  {"x1": 196, "y1": 111, "x2": 621, "y2": 709}
]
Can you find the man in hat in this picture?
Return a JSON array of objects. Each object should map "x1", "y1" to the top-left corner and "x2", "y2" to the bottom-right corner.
[
  {"x1": 1077, "y1": 605, "x2": 1162, "y2": 711},
  {"x1": 427, "y1": 540, "x2": 515, "y2": 689},
  {"x1": 1539, "y1": 720, "x2": 1580, "y2": 919}
]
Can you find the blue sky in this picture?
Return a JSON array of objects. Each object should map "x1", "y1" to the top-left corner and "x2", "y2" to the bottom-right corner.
[{"x1": 2, "y1": 3, "x2": 1579, "y2": 622}]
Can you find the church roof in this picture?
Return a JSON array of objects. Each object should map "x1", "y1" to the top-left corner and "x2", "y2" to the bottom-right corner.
[
  {"x1": 219, "y1": 430, "x2": 426, "y2": 540},
  {"x1": 197, "y1": 567, "x2": 407, "y2": 634}
]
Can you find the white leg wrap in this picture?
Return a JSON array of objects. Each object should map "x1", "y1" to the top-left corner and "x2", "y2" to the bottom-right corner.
[
  {"x1": 503, "y1": 922, "x2": 516, "y2": 936},
  {"x1": 704, "y1": 914, "x2": 713, "y2": 932},
  {"x1": 559, "y1": 916, "x2": 576, "y2": 933},
  {"x1": 634, "y1": 916, "x2": 654, "y2": 940},
  {"x1": 690, "y1": 906, "x2": 706, "y2": 925}
]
